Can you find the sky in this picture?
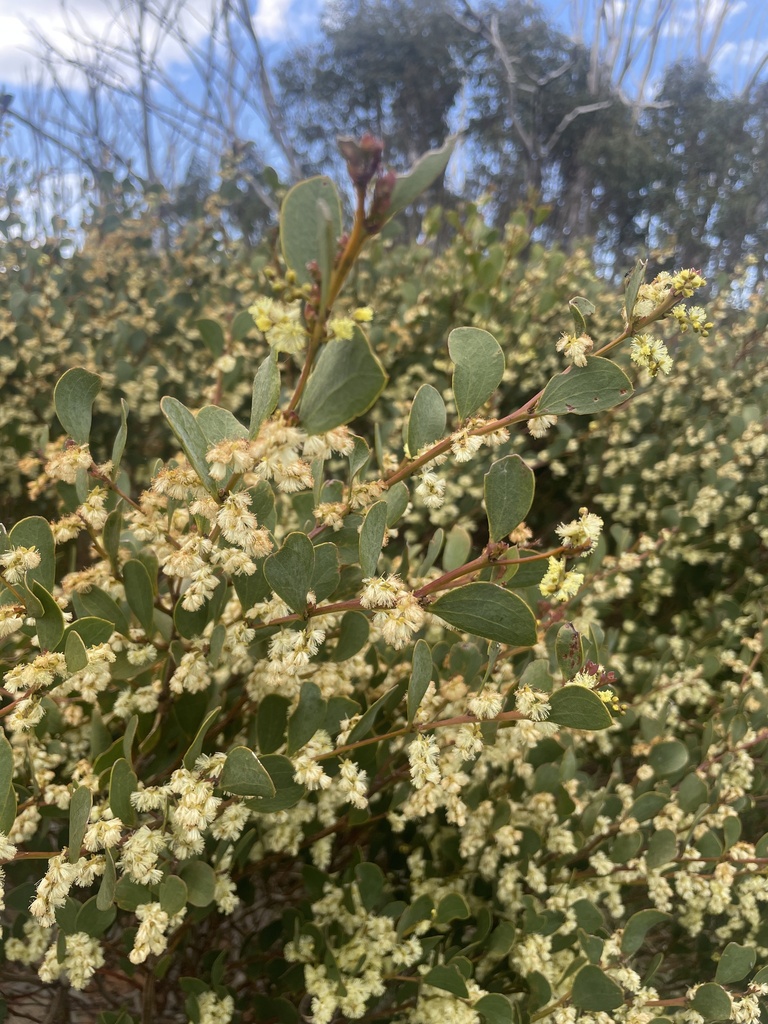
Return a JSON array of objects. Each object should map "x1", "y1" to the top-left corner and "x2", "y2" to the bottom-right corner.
[
  {"x1": 1, "y1": 0, "x2": 766, "y2": 236},
  {"x1": 2, "y1": 0, "x2": 766, "y2": 94},
  {"x1": 0, "y1": 0, "x2": 319, "y2": 86}
]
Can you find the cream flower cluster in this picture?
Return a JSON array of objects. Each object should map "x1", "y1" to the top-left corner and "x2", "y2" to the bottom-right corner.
[
  {"x1": 539, "y1": 556, "x2": 584, "y2": 603},
  {"x1": 556, "y1": 330, "x2": 594, "y2": 367},
  {"x1": 249, "y1": 297, "x2": 307, "y2": 354},
  {"x1": 360, "y1": 573, "x2": 426, "y2": 650},
  {"x1": 0, "y1": 544, "x2": 41, "y2": 584},
  {"x1": 556, "y1": 507, "x2": 604, "y2": 553}
]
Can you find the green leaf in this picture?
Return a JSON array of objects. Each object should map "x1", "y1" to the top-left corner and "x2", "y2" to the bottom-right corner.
[
  {"x1": 183, "y1": 707, "x2": 222, "y2": 771},
  {"x1": 648, "y1": 740, "x2": 689, "y2": 777},
  {"x1": 475, "y1": 994, "x2": 513, "y2": 1024},
  {"x1": 232, "y1": 309, "x2": 254, "y2": 341},
  {"x1": 484, "y1": 455, "x2": 535, "y2": 543},
  {"x1": 423, "y1": 965, "x2": 469, "y2": 999},
  {"x1": 430, "y1": 583, "x2": 537, "y2": 647},
  {"x1": 435, "y1": 891, "x2": 471, "y2": 924},
  {"x1": 355, "y1": 862, "x2": 385, "y2": 911},
  {"x1": 448, "y1": 327, "x2": 505, "y2": 421},
  {"x1": 406, "y1": 384, "x2": 446, "y2": 457},
  {"x1": 388, "y1": 136, "x2": 456, "y2": 221},
  {"x1": 536, "y1": 356, "x2": 633, "y2": 416},
  {"x1": 54, "y1": 367, "x2": 102, "y2": 443},
  {"x1": 359, "y1": 500, "x2": 388, "y2": 577},
  {"x1": 160, "y1": 396, "x2": 216, "y2": 493},
  {"x1": 630, "y1": 792, "x2": 669, "y2": 823},
  {"x1": 174, "y1": 575, "x2": 226, "y2": 639},
  {"x1": 179, "y1": 860, "x2": 217, "y2": 907},
  {"x1": 0, "y1": 784, "x2": 16, "y2": 837},
  {"x1": 102, "y1": 508, "x2": 122, "y2": 573},
  {"x1": 76, "y1": 896, "x2": 117, "y2": 938},
  {"x1": 73, "y1": 588, "x2": 129, "y2": 635},
  {"x1": 30, "y1": 581, "x2": 65, "y2": 651},
  {"x1": 569, "y1": 295, "x2": 596, "y2": 334},
  {"x1": 195, "y1": 318, "x2": 225, "y2": 357},
  {"x1": 486, "y1": 921, "x2": 516, "y2": 957},
  {"x1": 300, "y1": 329, "x2": 387, "y2": 434},
  {"x1": 646, "y1": 829, "x2": 677, "y2": 870},
  {"x1": 109, "y1": 758, "x2": 137, "y2": 826},
  {"x1": 442, "y1": 525, "x2": 471, "y2": 572},
  {"x1": 384, "y1": 481, "x2": 410, "y2": 527},
  {"x1": 397, "y1": 894, "x2": 434, "y2": 938},
  {"x1": 573, "y1": 899, "x2": 604, "y2": 933},
  {"x1": 122, "y1": 715, "x2": 138, "y2": 764},
  {"x1": 220, "y1": 747, "x2": 275, "y2": 798},
  {"x1": 408, "y1": 639, "x2": 433, "y2": 725},
  {"x1": 113, "y1": 875, "x2": 150, "y2": 912},
  {"x1": 624, "y1": 259, "x2": 647, "y2": 322},
  {"x1": 555, "y1": 623, "x2": 584, "y2": 678},
  {"x1": 690, "y1": 984, "x2": 732, "y2": 1021},
  {"x1": 416, "y1": 528, "x2": 444, "y2": 577},
  {"x1": 280, "y1": 176, "x2": 342, "y2": 285},
  {"x1": 715, "y1": 943, "x2": 756, "y2": 984},
  {"x1": 246, "y1": 754, "x2": 306, "y2": 813},
  {"x1": 65, "y1": 617, "x2": 114, "y2": 648},
  {"x1": 571, "y1": 965, "x2": 624, "y2": 1011},
  {"x1": 122, "y1": 559, "x2": 155, "y2": 635},
  {"x1": 264, "y1": 532, "x2": 315, "y2": 614},
  {"x1": 257, "y1": 694, "x2": 290, "y2": 755},
  {"x1": 678, "y1": 772, "x2": 709, "y2": 813},
  {"x1": 348, "y1": 436, "x2": 371, "y2": 480},
  {"x1": 250, "y1": 353, "x2": 280, "y2": 438},
  {"x1": 331, "y1": 612, "x2": 370, "y2": 662},
  {"x1": 160, "y1": 875, "x2": 188, "y2": 917},
  {"x1": 0, "y1": 734, "x2": 16, "y2": 835},
  {"x1": 316, "y1": 197, "x2": 335, "y2": 313},
  {"x1": 347, "y1": 680, "x2": 408, "y2": 744},
  {"x1": 621, "y1": 910, "x2": 671, "y2": 956},
  {"x1": 197, "y1": 405, "x2": 248, "y2": 445},
  {"x1": 68, "y1": 785, "x2": 92, "y2": 863},
  {"x1": 548, "y1": 686, "x2": 612, "y2": 730},
  {"x1": 111, "y1": 399, "x2": 129, "y2": 477},
  {"x1": 287, "y1": 682, "x2": 327, "y2": 755},
  {"x1": 9, "y1": 516, "x2": 55, "y2": 592},
  {"x1": 311, "y1": 542, "x2": 340, "y2": 602}
]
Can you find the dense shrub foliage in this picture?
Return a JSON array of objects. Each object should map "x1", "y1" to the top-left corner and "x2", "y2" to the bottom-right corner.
[{"x1": 1, "y1": 139, "x2": 767, "y2": 1024}]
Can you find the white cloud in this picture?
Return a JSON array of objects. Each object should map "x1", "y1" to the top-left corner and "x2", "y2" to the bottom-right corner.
[
  {"x1": 1, "y1": 0, "x2": 321, "y2": 90},
  {"x1": 253, "y1": 0, "x2": 294, "y2": 40}
]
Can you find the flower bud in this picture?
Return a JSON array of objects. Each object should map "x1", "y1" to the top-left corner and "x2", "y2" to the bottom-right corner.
[{"x1": 337, "y1": 133, "x2": 384, "y2": 189}]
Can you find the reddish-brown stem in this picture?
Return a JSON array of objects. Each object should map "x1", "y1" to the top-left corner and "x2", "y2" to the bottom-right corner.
[{"x1": 286, "y1": 186, "x2": 368, "y2": 414}]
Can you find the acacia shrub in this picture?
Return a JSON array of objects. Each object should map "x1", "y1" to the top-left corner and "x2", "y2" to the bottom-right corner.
[{"x1": 0, "y1": 136, "x2": 765, "y2": 1024}]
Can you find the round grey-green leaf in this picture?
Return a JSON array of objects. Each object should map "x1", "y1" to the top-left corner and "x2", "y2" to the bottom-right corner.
[
  {"x1": 219, "y1": 747, "x2": 275, "y2": 798},
  {"x1": 406, "y1": 384, "x2": 446, "y2": 457},
  {"x1": 430, "y1": 583, "x2": 536, "y2": 647},
  {"x1": 448, "y1": 327, "x2": 505, "y2": 421},
  {"x1": 571, "y1": 965, "x2": 624, "y2": 1011},
  {"x1": 54, "y1": 367, "x2": 102, "y2": 443},
  {"x1": 280, "y1": 175, "x2": 343, "y2": 285},
  {"x1": 714, "y1": 942, "x2": 756, "y2": 984},
  {"x1": 484, "y1": 454, "x2": 535, "y2": 542},
  {"x1": 648, "y1": 739, "x2": 689, "y2": 777},
  {"x1": 537, "y1": 356, "x2": 633, "y2": 416},
  {"x1": 621, "y1": 909, "x2": 671, "y2": 956},
  {"x1": 387, "y1": 136, "x2": 456, "y2": 222},
  {"x1": 300, "y1": 329, "x2": 387, "y2": 435},
  {"x1": 548, "y1": 686, "x2": 612, "y2": 730},
  {"x1": 691, "y1": 983, "x2": 732, "y2": 1021},
  {"x1": 264, "y1": 532, "x2": 315, "y2": 614}
]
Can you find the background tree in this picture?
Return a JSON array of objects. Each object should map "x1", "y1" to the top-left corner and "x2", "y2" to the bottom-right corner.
[{"x1": 2, "y1": 0, "x2": 767, "y2": 276}]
